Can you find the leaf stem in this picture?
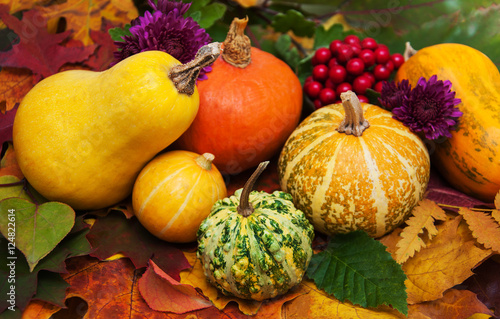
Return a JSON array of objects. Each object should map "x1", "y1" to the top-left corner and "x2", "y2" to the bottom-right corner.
[{"x1": 437, "y1": 203, "x2": 495, "y2": 212}]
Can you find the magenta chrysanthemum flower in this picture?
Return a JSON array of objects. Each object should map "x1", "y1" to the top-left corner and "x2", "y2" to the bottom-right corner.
[
  {"x1": 111, "y1": 0, "x2": 212, "y2": 80},
  {"x1": 378, "y1": 79, "x2": 412, "y2": 110},
  {"x1": 391, "y1": 75, "x2": 463, "y2": 140}
]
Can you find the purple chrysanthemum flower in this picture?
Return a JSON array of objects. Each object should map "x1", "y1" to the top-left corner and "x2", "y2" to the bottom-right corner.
[
  {"x1": 378, "y1": 79, "x2": 412, "y2": 111},
  {"x1": 392, "y1": 75, "x2": 463, "y2": 140},
  {"x1": 111, "y1": 0, "x2": 212, "y2": 80}
]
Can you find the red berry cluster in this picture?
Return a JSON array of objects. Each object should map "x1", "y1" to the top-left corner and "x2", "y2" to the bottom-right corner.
[{"x1": 303, "y1": 35, "x2": 404, "y2": 109}]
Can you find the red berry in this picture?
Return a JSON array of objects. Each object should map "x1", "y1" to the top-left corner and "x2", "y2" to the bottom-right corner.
[
  {"x1": 343, "y1": 34, "x2": 360, "y2": 46},
  {"x1": 305, "y1": 75, "x2": 314, "y2": 84},
  {"x1": 336, "y1": 82, "x2": 352, "y2": 96},
  {"x1": 374, "y1": 46, "x2": 391, "y2": 64},
  {"x1": 357, "y1": 95, "x2": 369, "y2": 103},
  {"x1": 319, "y1": 88, "x2": 337, "y2": 105},
  {"x1": 324, "y1": 78, "x2": 336, "y2": 89},
  {"x1": 373, "y1": 81, "x2": 385, "y2": 92},
  {"x1": 391, "y1": 53, "x2": 405, "y2": 69},
  {"x1": 313, "y1": 99, "x2": 323, "y2": 109},
  {"x1": 385, "y1": 60, "x2": 395, "y2": 73},
  {"x1": 328, "y1": 58, "x2": 340, "y2": 68},
  {"x1": 373, "y1": 64, "x2": 391, "y2": 80},
  {"x1": 329, "y1": 39, "x2": 343, "y2": 56},
  {"x1": 359, "y1": 49, "x2": 376, "y2": 67},
  {"x1": 311, "y1": 55, "x2": 319, "y2": 66},
  {"x1": 352, "y1": 76, "x2": 372, "y2": 95},
  {"x1": 312, "y1": 64, "x2": 329, "y2": 81},
  {"x1": 351, "y1": 43, "x2": 362, "y2": 56},
  {"x1": 328, "y1": 65, "x2": 347, "y2": 84},
  {"x1": 346, "y1": 58, "x2": 365, "y2": 76},
  {"x1": 361, "y1": 37, "x2": 378, "y2": 50},
  {"x1": 305, "y1": 81, "x2": 323, "y2": 98},
  {"x1": 362, "y1": 71, "x2": 376, "y2": 85},
  {"x1": 337, "y1": 44, "x2": 354, "y2": 63},
  {"x1": 314, "y1": 47, "x2": 332, "y2": 65}
]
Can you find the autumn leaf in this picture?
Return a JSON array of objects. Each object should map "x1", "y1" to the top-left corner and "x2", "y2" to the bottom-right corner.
[
  {"x1": 408, "y1": 289, "x2": 493, "y2": 319},
  {"x1": 0, "y1": 103, "x2": 18, "y2": 154},
  {"x1": 395, "y1": 199, "x2": 448, "y2": 264},
  {"x1": 19, "y1": 299, "x2": 60, "y2": 319},
  {"x1": 463, "y1": 257, "x2": 500, "y2": 313},
  {"x1": 0, "y1": 143, "x2": 23, "y2": 179},
  {"x1": 35, "y1": 0, "x2": 138, "y2": 46},
  {"x1": 404, "y1": 216, "x2": 492, "y2": 304},
  {"x1": 138, "y1": 259, "x2": 212, "y2": 314},
  {"x1": 0, "y1": 6, "x2": 96, "y2": 79},
  {"x1": 306, "y1": 231, "x2": 408, "y2": 316},
  {"x1": 458, "y1": 207, "x2": 500, "y2": 254},
  {"x1": 0, "y1": 68, "x2": 33, "y2": 112},
  {"x1": 83, "y1": 23, "x2": 116, "y2": 71},
  {"x1": 86, "y1": 212, "x2": 190, "y2": 280}
]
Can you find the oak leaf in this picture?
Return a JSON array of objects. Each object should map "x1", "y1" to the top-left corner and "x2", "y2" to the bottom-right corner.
[
  {"x1": 395, "y1": 199, "x2": 447, "y2": 263},
  {"x1": 35, "y1": 0, "x2": 138, "y2": 46},
  {"x1": 0, "y1": 6, "x2": 96, "y2": 79},
  {"x1": 86, "y1": 212, "x2": 190, "y2": 280},
  {"x1": 0, "y1": 68, "x2": 33, "y2": 112},
  {"x1": 404, "y1": 216, "x2": 492, "y2": 304},
  {"x1": 408, "y1": 289, "x2": 493, "y2": 319},
  {"x1": 458, "y1": 207, "x2": 500, "y2": 253},
  {"x1": 138, "y1": 259, "x2": 212, "y2": 314}
]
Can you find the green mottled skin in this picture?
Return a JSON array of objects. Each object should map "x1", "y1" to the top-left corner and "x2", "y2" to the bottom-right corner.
[{"x1": 197, "y1": 189, "x2": 314, "y2": 301}]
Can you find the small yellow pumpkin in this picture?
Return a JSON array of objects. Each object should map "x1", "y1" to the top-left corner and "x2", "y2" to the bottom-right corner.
[
  {"x1": 278, "y1": 91, "x2": 430, "y2": 237},
  {"x1": 395, "y1": 43, "x2": 500, "y2": 202},
  {"x1": 132, "y1": 150, "x2": 227, "y2": 243}
]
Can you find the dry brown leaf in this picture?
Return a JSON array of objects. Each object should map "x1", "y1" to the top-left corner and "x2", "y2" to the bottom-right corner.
[
  {"x1": 395, "y1": 199, "x2": 447, "y2": 264},
  {"x1": 408, "y1": 289, "x2": 493, "y2": 319},
  {"x1": 35, "y1": 0, "x2": 138, "y2": 46},
  {"x1": 492, "y1": 210, "x2": 500, "y2": 224},
  {"x1": 0, "y1": 67, "x2": 34, "y2": 111},
  {"x1": 404, "y1": 216, "x2": 492, "y2": 304},
  {"x1": 458, "y1": 207, "x2": 500, "y2": 253}
]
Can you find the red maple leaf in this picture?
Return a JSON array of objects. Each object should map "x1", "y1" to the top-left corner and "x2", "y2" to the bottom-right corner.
[
  {"x1": 0, "y1": 103, "x2": 18, "y2": 154},
  {"x1": 0, "y1": 5, "x2": 96, "y2": 79}
]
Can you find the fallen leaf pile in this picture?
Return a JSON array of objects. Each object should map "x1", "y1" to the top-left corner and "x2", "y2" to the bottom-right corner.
[{"x1": 0, "y1": 1, "x2": 499, "y2": 319}]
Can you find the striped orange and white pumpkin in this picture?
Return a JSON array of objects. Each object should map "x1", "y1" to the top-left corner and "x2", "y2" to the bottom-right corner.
[{"x1": 278, "y1": 91, "x2": 430, "y2": 237}]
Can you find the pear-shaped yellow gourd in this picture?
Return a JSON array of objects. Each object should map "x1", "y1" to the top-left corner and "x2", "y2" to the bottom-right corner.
[{"x1": 13, "y1": 43, "x2": 221, "y2": 210}]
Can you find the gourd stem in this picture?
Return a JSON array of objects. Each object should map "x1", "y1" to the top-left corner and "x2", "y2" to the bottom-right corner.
[
  {"x1": 404, "y1": 41, "x2": 417, "y2": 61},
  {"x1": 169, "y1": 42, "x2": 222, "y2": 96},
  {"x1": 337, "y1": 90, "x2": 370, "y2": 137},
  {"x1": 195, "y1": 153, "x2": 215, "y2": 171},
  {"x1": 222, "y1": 17, "x2": 252, "y2": 68},
  {"x1": 237, "y1": 161, "x2": 269, "y2": 217}
]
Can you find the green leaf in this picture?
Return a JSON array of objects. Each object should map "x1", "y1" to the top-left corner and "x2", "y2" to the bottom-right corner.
[
  {"x1": 0, "y1": 175, "x2": 47, "y2": 204},
  {"x1": 32, "y1": 271, "x2": 70, "y2": 308},
  {"x1": 0, "y1": 198, "x2": 75, "y2": 271},
  {"x1": 313, "y1": 24, "x2": 345, "y2": 50},
  {"x1": 306, "y1": 231, "x2": 408, "y2": 316},
  {"x1": 271, "y1": 9, "x2": 316, "y2": 38},
  {"x1": 274, "y1": 34, "x2": 300, "y2": 70},
  {"x1": 192, "y1": 3, "x2": 227, "y2": 30},
  {"x1": 108, "y1": 24, "x2": 132, "y2": 42}
]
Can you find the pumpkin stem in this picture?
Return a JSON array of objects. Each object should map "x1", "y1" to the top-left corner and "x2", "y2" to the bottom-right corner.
[
  {"x1": 237, "y1": 161, "x2": 269, "y2": 217},
  {"x1": 403, "y1": 41, "x2": 417, "y2": 61},
  {"x1": 222, "y1": 17, "x2": 252, "y2": 68},
  {"x1": 337, "y1": 90, "x2": 370, "y2": 137},
  {"x1": 195, "y1": 153, "x2": 215, "y2": 171},
  {"x1": 169, "y1": 42, "x2": 221, "y2": 96}
]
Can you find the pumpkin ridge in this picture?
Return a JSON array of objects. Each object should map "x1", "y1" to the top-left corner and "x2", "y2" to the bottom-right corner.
[
  {"x1": 135, "y1": 164, "x2": 189, "y2": 218},
  {"x1": 159, "y1": 169, "x2": 203, "y2": 235}
]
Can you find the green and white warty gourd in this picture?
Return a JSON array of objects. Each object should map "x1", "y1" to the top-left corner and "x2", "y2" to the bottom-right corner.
[{"x1": 197, "y1": 162, "x2": 314, "y2": 301}]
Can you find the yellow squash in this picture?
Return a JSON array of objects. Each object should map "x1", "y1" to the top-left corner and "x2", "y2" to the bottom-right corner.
[
  {"x1": 396, "y1": 43, "x2": 500, "y2": 202},
  {"x1": 13, "y1": 43, "x2": 221, "y2": 210}
]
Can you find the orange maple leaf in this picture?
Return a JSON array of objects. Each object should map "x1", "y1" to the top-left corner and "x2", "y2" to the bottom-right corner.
[
  {"x1": 458, "y1": 207, "x2": 500, "y2": 254},
  {"x1": 0, "y1": 67, "x2": 34, "y2": 111},
  {"x1": 395, "y1": 199, "x2": 447, "y2": 264},
  {"x1": 35, "y1": 0, "x2": 138, "y2": 46}
]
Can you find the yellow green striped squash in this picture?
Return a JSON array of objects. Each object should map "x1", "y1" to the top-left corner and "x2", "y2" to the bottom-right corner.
[
  {"x1": 278, "y1": 92, "x2": 430, "y2": 237},
  {"x1": 197, "y1": 163, "x2": 314, "y2": 301}
]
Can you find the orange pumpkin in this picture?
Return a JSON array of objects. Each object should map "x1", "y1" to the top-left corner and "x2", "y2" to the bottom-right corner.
[
  {"x1": 395, "y1": 43, "x2": 500, "y2": 202},
  {"x1": 278, "y1": 91, "x2": 430, "y2": 237},
  {"x1": 175, "y1": 17, "x2": 303, "y2": 175}
]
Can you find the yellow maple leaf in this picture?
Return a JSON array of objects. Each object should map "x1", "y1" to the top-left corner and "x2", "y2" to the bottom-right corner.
[
  {"x1": 395, "y1": 199, "x2": 447, "y2": 264},
  {"x1": 35, "y1": 0, "x2": 138, "y2": 46},
  {"x1": 495, "y1": 190, "x2": 500, "y2": 209},
  {"x1": 458, "y1": 207, "x2": 500, "y2": 253},
  {"x1": 404, "y1": 215, "x2": 492, "y2": 304}
]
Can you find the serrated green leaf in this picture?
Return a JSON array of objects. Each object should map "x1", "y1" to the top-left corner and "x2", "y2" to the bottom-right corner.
[
  {"x1": 306, "y1": 231, "x2": 408, "y2": 316},
  {"x1": 108, "y1": 24, "x2": 132, "y2": 42},
  {"x1": 271, "y1": 9, "x2": 316, "y2": 38},
  {"x1": 313, "y1": 24, "x2": 345, "y2": 50},
  {"x1": 194, "y1": 3, "x2": 226, "y2": 30},
  {"x1": 0, "y1": 198, "x2": 75, "y2": 271},
  {"x1": 185, "y1": 0, "x2": 211, "y2": 14},
  {"x1": 274, "y1": 34, "x2": 300, "y2": 70}
]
